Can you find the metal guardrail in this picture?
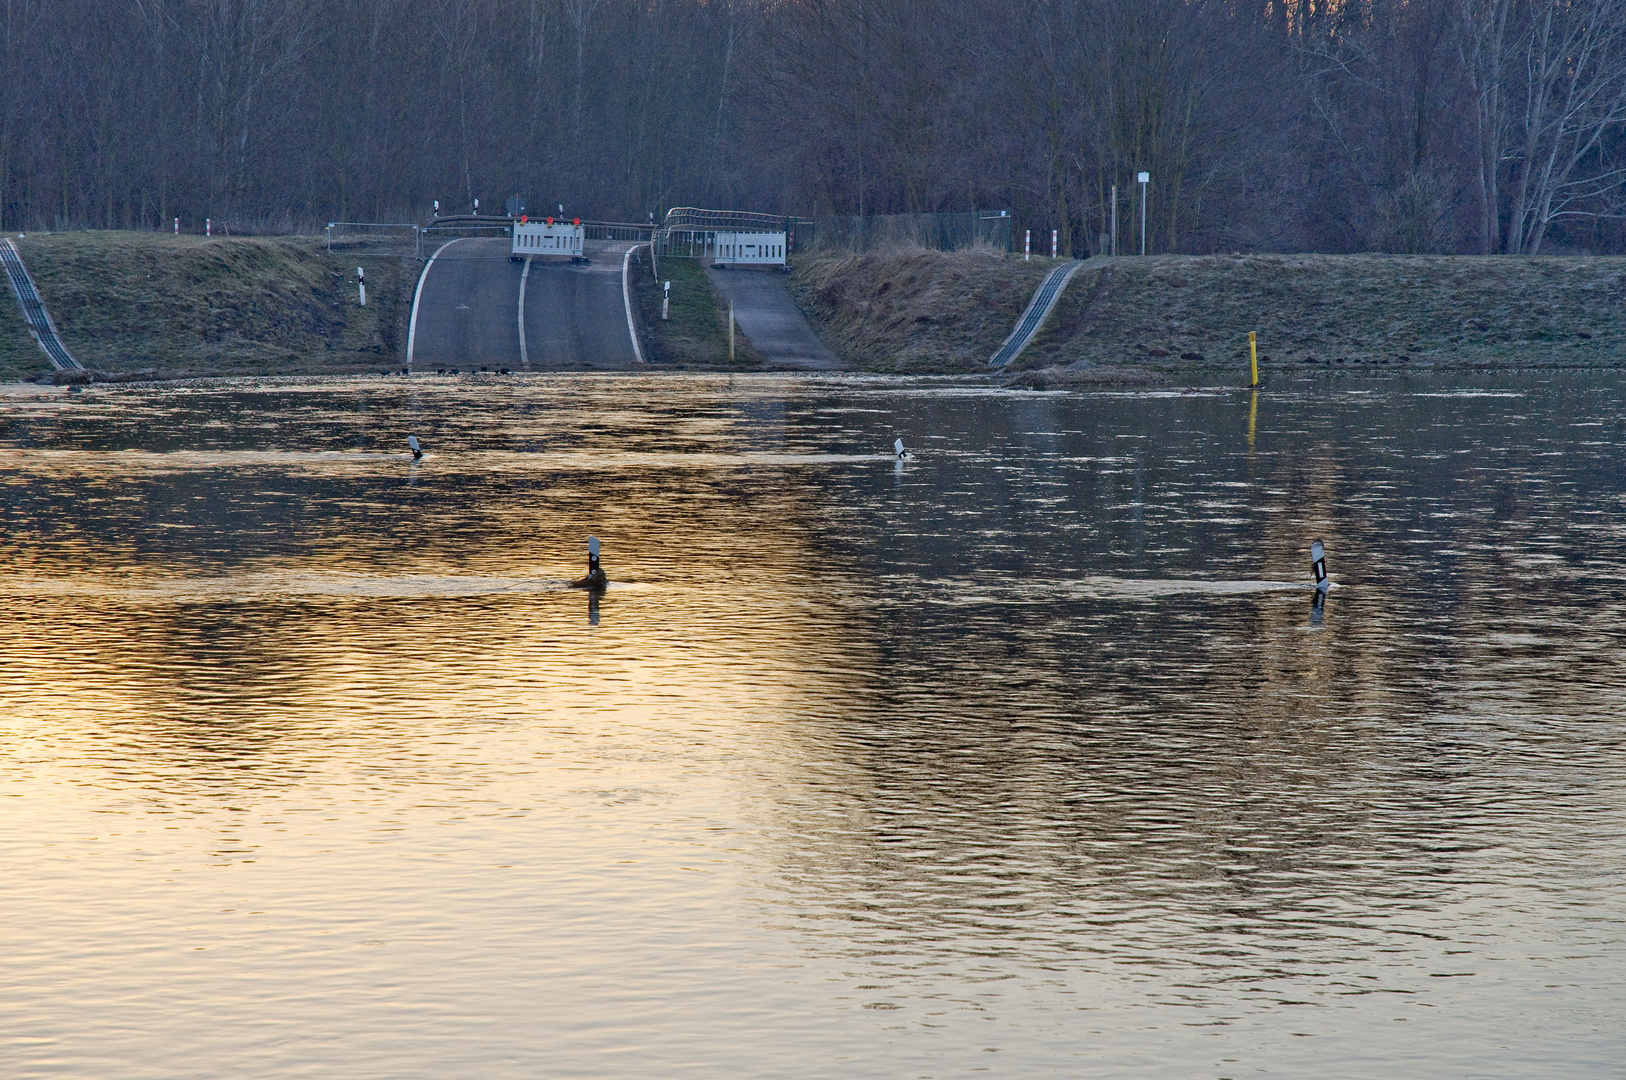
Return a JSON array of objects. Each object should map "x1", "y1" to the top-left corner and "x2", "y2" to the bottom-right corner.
[
  {"x1": 1, "y1": 238, "x2": 81, "y2": 370},
  {"x1": 584, "y1": 223, "x2": 655, "y2": 243},
  {"x1": 662, "y1": 207, "x2": 807, "y2": 233},
  {"x1": 654, "y1": 207, "x2": 813, "y2": 258},
  {"x1": 418, "y1": 216, "x2": 655, "y2": 254}
]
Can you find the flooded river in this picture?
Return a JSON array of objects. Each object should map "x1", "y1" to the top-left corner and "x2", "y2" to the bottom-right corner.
[{"x1": 1, "y1": 371, "x2": 1622, "y2": 1078}]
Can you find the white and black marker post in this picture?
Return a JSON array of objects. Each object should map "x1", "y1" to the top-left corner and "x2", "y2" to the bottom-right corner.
[
  {"x1": 408, "y1": 435, "x2": 422, "y2": 460},
  {"x1": 894, "y1": 438, "x2": 908, "y2": 458},
  {"x1": 579, "y1": 535, "x2": 607, "y2": 591},
  {"x1": 1311, "y1": 540, "x2": 1330, "y2": 592},
  {"x1": 357, "y1": 266, "x2": 366, "y2": 307}
]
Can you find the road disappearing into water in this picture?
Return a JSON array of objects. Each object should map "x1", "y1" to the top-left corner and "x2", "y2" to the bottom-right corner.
[{"x1": 408, "y1": 237, "x2": 642, "y2": 370}]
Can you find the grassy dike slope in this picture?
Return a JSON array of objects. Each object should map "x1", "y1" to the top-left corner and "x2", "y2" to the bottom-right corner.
[
  {"x1": 0, "y1": 231, "x2": 415, "y2": 380},
  {"x1": 791, "y1": 248, "x2": 1051, "y2": 372},
  {"x1": 794, "y1": 250, "x2": 1626, "y2": 374}
]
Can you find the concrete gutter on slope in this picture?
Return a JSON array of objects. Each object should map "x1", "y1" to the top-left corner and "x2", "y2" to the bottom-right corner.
[
  {"x1": 989, "y1": 258, "x2": 1084, "y2": 368},
  {"x1": 1, "y1": 238, "x2": 81, "y2": 370}
]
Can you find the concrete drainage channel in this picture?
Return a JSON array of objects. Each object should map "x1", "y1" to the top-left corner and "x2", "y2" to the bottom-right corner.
[
  {"x1": 1, "y1": 238, "x2": 81, "y2": 371},
  {"x1": 989, "y1": 259, "x2": 1084, "y2": 368}
]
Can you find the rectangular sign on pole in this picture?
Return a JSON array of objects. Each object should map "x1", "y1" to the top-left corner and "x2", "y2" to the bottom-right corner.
[{"x1": 1137, "y1": 173, "x2": 1149, "y2": 256}]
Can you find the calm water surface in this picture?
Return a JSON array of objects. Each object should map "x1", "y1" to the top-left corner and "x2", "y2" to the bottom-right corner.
[{"x1": 1, "y1": 372, "x2": 1622, "y2": 1078}]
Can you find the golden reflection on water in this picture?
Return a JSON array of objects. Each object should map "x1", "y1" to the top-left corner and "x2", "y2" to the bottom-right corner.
[{"x1": 0, "y1": 373, "x2": 1623, "y2": 1079}]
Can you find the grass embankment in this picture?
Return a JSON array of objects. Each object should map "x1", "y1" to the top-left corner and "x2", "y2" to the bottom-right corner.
[
  {"x1": 631, "y1": 254, "x2": 763, "y2": 367},
  {"x1": 789, "y1": 247, "x2": 1051, "y2": 372},
  {"x1": 792, "y1": 249, "x2": 1626, "y2": 376},
  {"x1": 0, "y1": 231, "x2": 416, "y2": 381},
  {"x1": 0, "y1": 271, "x2": 36, "y2": 381}
]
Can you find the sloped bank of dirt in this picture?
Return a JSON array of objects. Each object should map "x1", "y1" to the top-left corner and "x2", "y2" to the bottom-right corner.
[
  {"x1": 0, "y1": 231, "x2": 415, "y2": 380},
  {"x1": 789, "y1": 247, "x2": 1052, "y2": 372},
  {"x1": 792, "y1": 249, "x2": 1626, "y2": 376}
]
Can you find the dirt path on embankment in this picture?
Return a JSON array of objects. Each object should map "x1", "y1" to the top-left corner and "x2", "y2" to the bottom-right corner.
[
  {"x1": 791, "y1": 249, "x2": 1626, "y2": 377},
  {"x1": 0, "y1": 231, "x2": 414, "y2": 382}
]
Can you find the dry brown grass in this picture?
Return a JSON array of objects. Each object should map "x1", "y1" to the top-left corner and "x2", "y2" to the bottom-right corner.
[
  {"x1": 792, "y1": 249, "x2": 1626, "y2": 375},
  {"x1": 789, "y1": 246, "x2": 1053, "y2": 371}
]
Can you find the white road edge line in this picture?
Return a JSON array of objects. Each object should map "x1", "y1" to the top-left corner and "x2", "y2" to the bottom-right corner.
[
  {"x1": 406, "y1": 236, "x2": 468, "y2": 372},
  {"x1": 517, "y1": 256, "x2": 531, "y2": 371},
  {"x1": 622, "y1": 243, "x2": 645, "y2": 364}
]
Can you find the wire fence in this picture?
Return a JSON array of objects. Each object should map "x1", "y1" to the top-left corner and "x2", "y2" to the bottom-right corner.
[
  {"x1": 327, "y1": 210, "x2": 1014, "y2": 261},
  {"x1": 584, "y1": 223, "x2": 655, "y2": 243},
  {"x1": 325, "y1": 222, "x2": 421, "y2": 257},
  {"x1": 804, "y1": 210, "x2": 1011, "y2": 254}
]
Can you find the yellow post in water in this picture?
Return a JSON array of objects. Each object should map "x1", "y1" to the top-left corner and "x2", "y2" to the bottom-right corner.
[{"x1": 1248, "y1": 331, "x2": 1259, "y2": 388}]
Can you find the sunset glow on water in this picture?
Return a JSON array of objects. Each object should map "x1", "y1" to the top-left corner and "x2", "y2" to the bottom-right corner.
[{"x1": 2, "y1": 372, "x2": 1622, "y2": 1078}]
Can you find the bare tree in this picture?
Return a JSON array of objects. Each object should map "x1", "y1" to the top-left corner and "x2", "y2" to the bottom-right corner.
[
  {"x1": 1503, "y1": 0, "x2": 1626, "y2": 252},
  {"x1": 562, "y1": 0, "x2": 603, "y2": 141},
  {"x1": 175, "y1": 0, "x2": 315, "y2": 215},
  {"x1": 0, "y1": 0, "x2": 48, "y2": 228}
]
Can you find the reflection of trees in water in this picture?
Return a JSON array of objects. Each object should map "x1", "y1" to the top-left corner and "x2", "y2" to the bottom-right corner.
[
  {"x1": 3, "y1": 376, "x2": 1621, "y2": 941},
  {"x1": 748, "y1": 377, "x2": 1625, "y2": 972}
]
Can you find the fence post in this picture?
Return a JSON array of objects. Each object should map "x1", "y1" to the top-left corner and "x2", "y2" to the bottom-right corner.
[{"x1": 1110, "y1": 186, "x2": 1118, "y2": 256}]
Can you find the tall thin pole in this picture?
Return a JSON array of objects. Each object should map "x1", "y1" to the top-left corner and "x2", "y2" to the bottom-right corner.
[
  {"x1": 1110, "y1": 186, "x2": 1117, "y2": 256},
  {"x1": 1137, "y1": 172, "x2": 1149, "y2": 256}
]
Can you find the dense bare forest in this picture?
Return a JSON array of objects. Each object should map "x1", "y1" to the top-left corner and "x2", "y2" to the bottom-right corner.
[{"x1": 2, "y1": 0, "x2": 1625, "y2": 253}]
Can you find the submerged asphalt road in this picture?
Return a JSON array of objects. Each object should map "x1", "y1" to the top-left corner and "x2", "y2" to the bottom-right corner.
[
  {"x1": 409, "y1": 237, "x2": 641, "y2": 370},
  {"x1": 704, "y1": 267, "x2": 842, "y2": 369}
]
